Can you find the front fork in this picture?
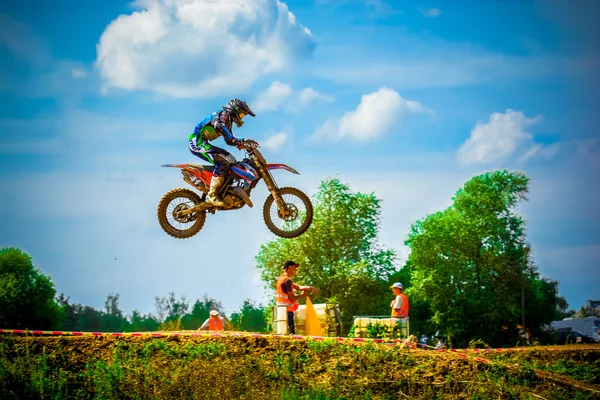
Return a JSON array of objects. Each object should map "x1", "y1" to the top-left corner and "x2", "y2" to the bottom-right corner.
[{"x1": 259, "y1": 166, "x2": 290, "y2": 216}]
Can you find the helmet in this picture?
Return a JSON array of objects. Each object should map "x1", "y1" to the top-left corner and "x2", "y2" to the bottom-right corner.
[{"x1": 223, "y1": 98, "x2": 256, "y2": 128}]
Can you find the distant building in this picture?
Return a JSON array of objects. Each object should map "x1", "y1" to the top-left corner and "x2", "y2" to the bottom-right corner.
[{"x1": 586, "y1": 300, "x2": 600, "y2": 309}]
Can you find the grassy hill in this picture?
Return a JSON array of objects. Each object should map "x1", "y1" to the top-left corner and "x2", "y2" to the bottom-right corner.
[{"x1": 1, "y1": 332, "x2": 599, "y2": 399}]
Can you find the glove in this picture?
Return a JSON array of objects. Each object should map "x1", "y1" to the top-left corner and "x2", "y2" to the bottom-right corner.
[
  {"x1": 235, "y1": 138, "x2": 258, "y2": 150},
  {"x1": 244, "y1": 139, "x2": 259, "y2": 148}
]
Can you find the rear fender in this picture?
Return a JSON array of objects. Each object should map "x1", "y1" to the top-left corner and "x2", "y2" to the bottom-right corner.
[
  {"x1": 265, "y1": 163, "x2": 300, "y2": 175},
  {"x1": 161, "y1": 163, "x2": 187, "y2": 168},
  {"x1": 162, "y1": 163, "x2": 213, "y2": 186}
]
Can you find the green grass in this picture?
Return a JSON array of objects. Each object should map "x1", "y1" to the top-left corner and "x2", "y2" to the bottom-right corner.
[{"x1": 0, "y1": 335, "x2": 598, "y2": 400}]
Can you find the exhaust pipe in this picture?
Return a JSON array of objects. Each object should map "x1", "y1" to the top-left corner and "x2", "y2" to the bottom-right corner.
[{"x1": 230, "y1": 186, "x2": 253, "y2": 207}]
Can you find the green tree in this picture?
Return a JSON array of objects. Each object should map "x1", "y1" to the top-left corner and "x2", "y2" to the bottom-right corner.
[
  {"x1": 75, "y1": 305, "x2": 103, "y2": 331},
  {"x1": 405, "y1": 170, "x2": 564, "y2": 347},
  {"x1": 56, "y1": 295, "x2": 104, "y2": 332},
  {"x1": 57, "y1": 293, "x2": 78, "y2": 330},
  {"x1": 230, "y1": 299, "x2": 267, "y2": 332},
  {"x1": 102, "y1": 293, "x2": 130, "y2": 332},
  {"x1": 256, "y1": 178, "x2": 398, "y2": 333},
  {"x1": 0, "y1": 247, "x2": 62, "y2": 329},
  {"x1": 574, "y1": 306, "x2": 598, "y2": 318},
  {"x1": 525, "y1": 274, "x2": 567, "y2": 327},
  {"x1": 154, "y1": 291, "x2": 190, "y2": 323},
  {"x1": 129, "y1": 310, "x2": 160, "y2": 332},
  {"x1": 554, "y1": 296, "x2": 572, "y2": 320},
  {"x1": 57, "y1": 293, "x2": 133, "y2": 332}
]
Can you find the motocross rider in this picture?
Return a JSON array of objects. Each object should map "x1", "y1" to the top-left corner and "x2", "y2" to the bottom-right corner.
[{"x1": 188, "y1": 98, "x2": 257, "y2": 207}]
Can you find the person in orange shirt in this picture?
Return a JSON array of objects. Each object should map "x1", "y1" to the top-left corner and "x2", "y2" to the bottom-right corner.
[
  {"x1": 197, "y1": 310, "x2": 226, "y2": 331},
  {"x1": 275, "y1": 260, "x2": 317, "y2": 334},
  {"x1": 390, "y1": 282, "x2": 409, "y2": 318}
]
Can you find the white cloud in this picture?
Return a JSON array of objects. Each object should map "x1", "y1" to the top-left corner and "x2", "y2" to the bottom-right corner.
[
  {"x1": 95, "y1": 0, "x2": 316, "y2": 98},
  {"x1": 518, "y1": 144, "x2": 543, "y2": 163},
  {"x1": 292, "y1": 87, "x2": 332, "y2": 111},
  {"x1": 516, "y1": 138, "x2": 599, "y2": 170},
  {"x1": 252, "y1": 81, "x2": 332, "y2": 113},
  {"x1": 423, "y1": 8, "x2": 442, "y2": 17},
  {"x1": 457, "y1": 109, "x2": 542, "y2": 166},
  {"x1": 311, "y1": 87, "x2": 432, "y2": 142},
  {"x1": 519, "y1": 142, "x2": 561, "y2": 163},
  {"x1": 252, "y1": 81, "x2": 293, "y2": 112},
  {"x1": 71, "y1": 68, "x2": 87, "y2": 78},
  {"x1": 261, "y1": 131, "x2": 288, "y2": 151}
]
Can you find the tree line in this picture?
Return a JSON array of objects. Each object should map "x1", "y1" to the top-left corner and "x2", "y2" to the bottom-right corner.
[
  {"x1": 1, "y1": 170, "x2": 591, "y2": 347},
  {"x1": 56, "y1": 291, "x2": 269, "y2": 333},
  {"x1": 0, "y1": 248, "x2": 267, "y2": 333}
]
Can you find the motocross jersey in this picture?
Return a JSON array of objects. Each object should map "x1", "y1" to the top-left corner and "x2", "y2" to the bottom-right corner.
[{"x1": 189, "y1": 110, "x2": 244, "y2": 146}]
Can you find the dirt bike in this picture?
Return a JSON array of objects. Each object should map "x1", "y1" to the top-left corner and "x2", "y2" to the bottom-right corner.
[{"x1": 157, "y1": 140, "x2": 313, "y2": 239}]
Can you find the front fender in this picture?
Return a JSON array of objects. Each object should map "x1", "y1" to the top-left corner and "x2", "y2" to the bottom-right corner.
[{"x1": 265, "y1": 163, "x2": 300, "y2": 175}]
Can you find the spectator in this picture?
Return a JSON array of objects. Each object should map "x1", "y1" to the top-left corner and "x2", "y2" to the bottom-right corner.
[
  {"x1": 390, "y1": 282, "x2": 409, "y2": 318},
  {"x1": 198, "y1": 310, "x2": 225, "y2": 331},
  {"x1": 390, "y1": 282, "x2": 409, "y2": 337},
  {"x1": 517, "y1": 324, "x2": 533, "y2": 345},
  {"x1": 275, "y1": 260, "x2": 317, "y2": 334}
]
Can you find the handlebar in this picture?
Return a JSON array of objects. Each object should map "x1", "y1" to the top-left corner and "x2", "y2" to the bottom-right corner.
[{"x1": 243, "y1": 139, "x2": 260, "y2": 150}]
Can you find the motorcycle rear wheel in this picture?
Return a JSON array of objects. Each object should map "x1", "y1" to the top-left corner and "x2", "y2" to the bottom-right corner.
[
  {"x1": 157, "y1": 188, "x2": 207, "y2": 239},
  {"x1": 263, "y1": 187, "x2": 313, "y2": 239}
]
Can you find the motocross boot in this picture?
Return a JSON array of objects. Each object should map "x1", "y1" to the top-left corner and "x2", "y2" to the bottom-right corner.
[{"x1": 206, "y1": 175, "x2": 227, "y2": 207}]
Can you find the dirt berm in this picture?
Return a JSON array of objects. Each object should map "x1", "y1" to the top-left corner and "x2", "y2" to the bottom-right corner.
[{"x1": 1, "y1": 333, "x2": 599, "y2": 399}]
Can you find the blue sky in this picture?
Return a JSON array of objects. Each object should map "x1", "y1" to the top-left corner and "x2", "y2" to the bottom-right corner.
[{"x1": 1, "y1": 0, "x2": 598, "y2": 318}]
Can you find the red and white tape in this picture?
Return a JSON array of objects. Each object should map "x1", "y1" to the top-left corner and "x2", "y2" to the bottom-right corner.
[{"x1": 0, "y1": 328, "x2": 406, "y2": 344}]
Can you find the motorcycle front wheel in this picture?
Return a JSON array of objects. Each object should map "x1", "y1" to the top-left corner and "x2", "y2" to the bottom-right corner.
[{"x1": 263, "y1": 187, "x2": 313, "y2": 239}]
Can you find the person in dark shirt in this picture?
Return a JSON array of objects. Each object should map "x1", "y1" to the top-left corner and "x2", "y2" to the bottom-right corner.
[{"x1": 275, "y1": 260, "x2": 317, "y2": 334}]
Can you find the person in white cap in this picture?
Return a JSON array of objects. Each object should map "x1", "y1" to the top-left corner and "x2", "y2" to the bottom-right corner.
[
  {"x1": 390, "y1": 282, "x2": 409, "y2": 318},
  {"x1": 198, "y1": 310, "x2": 226, "y2": 331}
]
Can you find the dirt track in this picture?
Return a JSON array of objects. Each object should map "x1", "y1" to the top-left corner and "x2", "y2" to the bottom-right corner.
[{"x1": 1, "y1": 333, "x2": 599, "y2": 399}]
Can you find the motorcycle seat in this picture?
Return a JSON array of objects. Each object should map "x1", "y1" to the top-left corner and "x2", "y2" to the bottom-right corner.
[{"x1": 187, "y1": 163, "x2": 215, "y2": 172}]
